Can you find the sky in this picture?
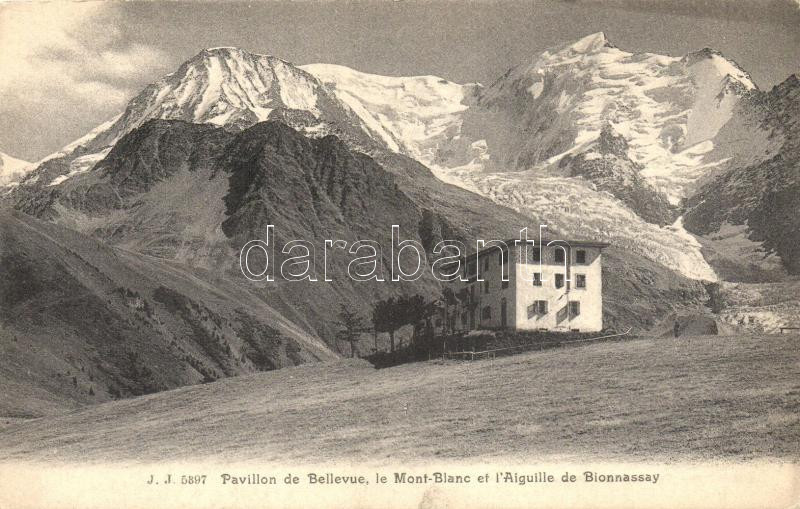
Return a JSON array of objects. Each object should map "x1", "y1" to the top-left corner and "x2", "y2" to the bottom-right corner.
[{"x1": 1, "y1": 0, "x2": 799, "y2": 161}]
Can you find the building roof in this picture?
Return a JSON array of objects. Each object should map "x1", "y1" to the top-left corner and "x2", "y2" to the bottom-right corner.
[{"x1": 445, "y1": 238, "x2": 610, "y2": 264}]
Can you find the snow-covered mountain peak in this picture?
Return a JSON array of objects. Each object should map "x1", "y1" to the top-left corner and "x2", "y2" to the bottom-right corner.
[
  {"x1": 200, "y1": 46, "x2": 256, "y2": 54},
  {"x1": 17, "y1": 47, "x2": 397, "y2": 187},
  {"x1": 465, "y1": 34, "x2": 760, "y2": 202},
  {"x1": 125, "y1": 47, "x2": 325, "y2": 129},
  {"x1": 683, "y1": 47, "x2": 756, "y2": 91},
  {"x1": 554, "y1": 31, "x2": 613, "y2": 55},
  {"x1": 46, "y1": 46, "x2": 334, "y2": 158},
  {"x1": 8, "y1": 38, "x2": 784, "y2": 283},
  {"x1": 301, "y1": 63, "x2": 477, "y2": 164}
]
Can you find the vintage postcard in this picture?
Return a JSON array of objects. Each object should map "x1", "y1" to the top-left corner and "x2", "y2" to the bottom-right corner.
[{"x1": 0, "y1": 1, "x2": 798, "y2": 508}]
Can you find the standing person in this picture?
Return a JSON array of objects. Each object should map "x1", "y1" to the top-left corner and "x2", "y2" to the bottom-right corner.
[{"x1": 673, "y1": 320, "x2": 680, "y2": 338}]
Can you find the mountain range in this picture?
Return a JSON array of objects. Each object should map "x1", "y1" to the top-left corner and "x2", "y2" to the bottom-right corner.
[
  {"x1": 1, "y1": 32, "x2": 797, "y2": 415},
  {"x1": 7, "y1": 33, "x2": 798, "y2": 279}
]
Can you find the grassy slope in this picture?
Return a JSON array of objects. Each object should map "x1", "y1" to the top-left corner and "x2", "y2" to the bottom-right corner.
[
  {"x1": 1, "y1": 333, "x2": 798, "y2": 463},
  {"x1": 0, "y1": 210, "x2": 335, "y2": 418}
]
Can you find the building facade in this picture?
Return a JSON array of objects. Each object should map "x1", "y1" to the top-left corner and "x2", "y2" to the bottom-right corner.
[{"x1": 443, "y1": 239, "x2": 609, "y2": 333}]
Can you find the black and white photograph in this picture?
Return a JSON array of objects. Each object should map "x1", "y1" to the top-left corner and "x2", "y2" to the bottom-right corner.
[{"x1": 0, "y1": 1, "x2": 798, "y2": 507}]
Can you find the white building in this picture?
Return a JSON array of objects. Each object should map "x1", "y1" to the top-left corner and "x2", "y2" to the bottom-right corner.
[{"x1": 442, "y1": 239, "x2": 609, "y2": 333}]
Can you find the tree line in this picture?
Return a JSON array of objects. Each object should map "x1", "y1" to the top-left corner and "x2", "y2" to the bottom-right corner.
[
  {"x1": 335, "y1": 288, "x2": 472, "y2": 358},
  {"x1": 334, "y1": 294, "x2": 439, "y2": 358}
]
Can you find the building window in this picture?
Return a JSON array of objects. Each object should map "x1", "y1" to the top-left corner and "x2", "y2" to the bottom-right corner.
[
  {"x1": 528, "y1": 300, "x2": 548, "y2": 318},
  {"x1": 482, "y1": 306, "x2": 491, "y2": 320},
  {"x1": 576, "y1": 250, "x2": 586, "y2": 264},
  {"x1": 523, "y1": 246, "x2": 541, "y2": 263},
  {"x1": 502, "y1": 278, "x2": 509, "y2": 289},
  {"x1": 532, "y1": 272, "x2": 542, "y2": 286},
  {"x1": 576, "y1": 274, "x2": 586, "y2": 288},
  {"x1": 569, "y1": 301, "x2": 580, "y2": 316},
  {"x1": 554, "y1": 248, "x2": 565, "y2": 263},
  {"x1": 483, "y1": 280, "x2": 490, "y2": 294},
  {"x1": 466, "y1": 260, "x2": 477, "y2": 278},
  {"x1": 555, "y1": 273, "x2": 565, "y2": 289},
  {"x1": 483, "y1": 256, "x2": 490, "y2": 272}
]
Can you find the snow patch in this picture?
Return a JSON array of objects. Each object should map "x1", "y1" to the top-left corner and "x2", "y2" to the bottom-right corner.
[
  {"x1": 47, "y1": 149, "x2": 111, "y2": 187},
  {"x1": 0, "y1": 151, "x2": 33, "y2": 186},
  {"x1": 48, "y1": 175, "x2": 70, "y2": 187},
  {"x1": 528, "y1": 81, "x2": 544, "y2": 99}
]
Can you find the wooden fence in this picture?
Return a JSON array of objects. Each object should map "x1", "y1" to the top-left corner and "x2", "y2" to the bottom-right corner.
[{"x1": 441, "y1": 327, "x2": 633, "y2": 361}]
